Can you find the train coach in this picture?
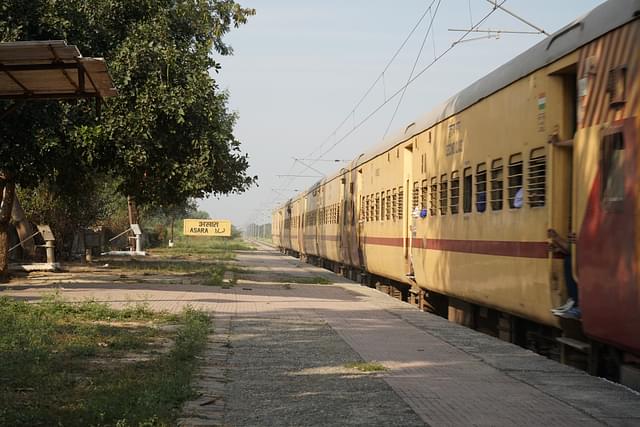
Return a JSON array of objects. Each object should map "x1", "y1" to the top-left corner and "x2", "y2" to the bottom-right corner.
[{"x1": 273, "y1": 0, "x2": 639, "y2": 388}]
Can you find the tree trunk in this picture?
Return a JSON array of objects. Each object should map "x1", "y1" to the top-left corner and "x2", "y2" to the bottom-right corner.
[
  {"x1": 0, "y1": 180, "x2": 16, "y2": 282},
  {"x1": 127, "y1": 195, "x2": 139, "y2": 225}
]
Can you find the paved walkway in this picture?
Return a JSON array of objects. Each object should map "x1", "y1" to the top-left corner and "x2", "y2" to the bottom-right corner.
[{"x1": 4, "y1": 245, "x2": 640, "y2": 426}]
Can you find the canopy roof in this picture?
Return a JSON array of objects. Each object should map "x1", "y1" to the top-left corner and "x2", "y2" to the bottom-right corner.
[{"x1": 0, "y1": 40, "x2": 117, "y2": 100}]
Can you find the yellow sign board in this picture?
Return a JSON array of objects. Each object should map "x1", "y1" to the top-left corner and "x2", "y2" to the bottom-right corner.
[{"x1": 183, "y1": 219, "x2": 231, "y2": 237}]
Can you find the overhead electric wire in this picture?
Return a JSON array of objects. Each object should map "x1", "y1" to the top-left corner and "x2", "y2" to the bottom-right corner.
[
  {"x1": 314, "y1": 0, "x2": 508, "y2": 160},
  {"x1": 270, "y1": 0, "x2": 441, "y2": 206},
  {"x1": 483, "y1": 0, "x2": 548, "y2": 35},
  {"x1": 383, "y1": 0, "x2": 443, "y2": 139},
  {"x1": 270, "y1": 0, "x2": 511, "y2": 212},
  {"x1": 302, "y1": 0, "x2": 440, "y2": 162}
]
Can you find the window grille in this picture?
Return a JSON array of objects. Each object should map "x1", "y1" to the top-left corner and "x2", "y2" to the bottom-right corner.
[
  {"x1": 386, "y1": 190, "x2": 391, "y2": 220},
  {"x1": 430, "y1": 177, "x2": 438, "y2": 216},
  {"x1": 528, "y1": 147, "x2": 546, "y2": 207},
  {"x1": 398, "y1": 187, "x2": 404, "y2": 220},
  {"x1": 450, "y1": 171, "x2": 460, "y2": 215},
  {"x1": 491, "y1": 159, "x2": 504, "y2": 211},
  {"x1": 508, "y1": 154, "x2": 524, "y2": 209},
  {"x1": 381, "y1": 193, "x2": 386, "y2": 221},
  {"x1": 412, "y1": 181, "x2": 419, "y2": 210},
  {"x1": 463, "y1": 168, "x2": 472, "y2": 213},
  {"x1": 365, "y1": 196, "x2": 370, "y2": 222},
  {"x1": 392, "y1": 189, "x2": 397, "y2": 220},
  {"x1": 440, "y1": 174, "x2": 448, "y2": 215},
  {"x1": 476, "y1": 163, "x2": 487, "y2": 212},
  {"x1": 375, "y1": 192, "x2": 381, "y2": 221},
  {"x1": 421, "y1": 179, "x2": 429, "y2": 210}
]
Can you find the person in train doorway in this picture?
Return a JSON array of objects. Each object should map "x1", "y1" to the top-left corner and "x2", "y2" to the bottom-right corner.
[{"x1": 548, "y1": 229, "x2": 581, "y2": 319}]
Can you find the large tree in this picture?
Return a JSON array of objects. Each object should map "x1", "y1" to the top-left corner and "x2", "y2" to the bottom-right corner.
[{"x1": 0, "y1": 0, "x2": 256, "y2": 279}]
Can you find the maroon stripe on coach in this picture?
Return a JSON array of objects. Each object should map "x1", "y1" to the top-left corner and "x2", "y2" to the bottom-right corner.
[{"x1": 362, "y1": 236, "x2": 550, "y2": 259}]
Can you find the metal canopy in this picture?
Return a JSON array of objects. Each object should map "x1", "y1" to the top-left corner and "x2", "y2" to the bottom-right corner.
[{"x1": 0, "y1": 40, "x2": 117, "y2": 100}]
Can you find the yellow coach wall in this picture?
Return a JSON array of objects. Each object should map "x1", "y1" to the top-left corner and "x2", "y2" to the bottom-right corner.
[
  {"x1": 303, "y1": 190, "x2": 319, "y2": 257},
  {"x1": 290, "y1": 197, "x2": 302, "y2": 254},
  {"x1": 406, "y1": 53, "x2": 579, "y2": 326},
  {"x1": 318, "y1": 176, "x2": 343, "y2": 263},
  {"x1": 359, "y1": 145, "x2": 411, "y2": 284}
]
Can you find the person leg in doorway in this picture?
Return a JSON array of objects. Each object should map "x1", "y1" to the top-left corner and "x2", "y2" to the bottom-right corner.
[{"x1": 548, "y1": 229, "x2": 581, "y2": 319}]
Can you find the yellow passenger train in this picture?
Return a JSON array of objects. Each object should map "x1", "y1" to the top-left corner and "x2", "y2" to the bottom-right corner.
[{"x1": 273, "y1": 0, "x2": 639, "y2": 386}]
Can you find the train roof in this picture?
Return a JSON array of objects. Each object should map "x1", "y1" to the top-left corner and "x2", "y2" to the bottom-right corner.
[{"x1": 355, "y1": 0, "x2": 640, "y2": 167}]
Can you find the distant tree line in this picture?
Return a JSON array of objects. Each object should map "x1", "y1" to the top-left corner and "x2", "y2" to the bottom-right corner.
[{"x1": 0, "y1": 0, "x2": 257, "y2": 278}]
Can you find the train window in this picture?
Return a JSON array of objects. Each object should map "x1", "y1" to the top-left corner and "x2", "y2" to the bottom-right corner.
[
  {"x1": 376, "y1": 192, "x2": 381, "y2": 221},
  {"x1": 430, "y1": 177, "x2": 438, "y2": 216},
  {"x1": 476, "y1": 163, "x2": 487, "y2": 212},
  {"x1": 601, "y1": 130, "x2": 625, "y2": 209},
  {"x1": 508, "y1": 153, "x2": 524, "y2": 209},
  {"x1": 371, "y1": 194, "x2": 376, "y2": 220},
  {"x1": 363, "y1": 197, "x2": 367, "y2": 222},
  {"x1": 398, "y1": 187, "x2": 404, "y2": 220},
  {"x1": 392, "y1": 189, "x2": 397, "y2": 220},
  {"x1": 386, "y1": 190, "x2": 391, "y2": 220},
  {"x1": 440, "y1": 174, "x2": 448, "y2": 215},
  {"x1": 491, "y1": 159, "x2": 504, "y2": 211},
  {"x1": 528, "y1": 148, "x2": 546, "y2": 207},
  {"x1": 421, "y1": 179, "x2": 429, "y2": 210},
  {"x1": 412, "y1": 181, "x2": 419, "y2": 210},
  {"x1": 450, "y1": 171, "x2": 460, "y2": 215},
  {"x1": 463, "y1": 167, "x2": 472, "y2": 213}
]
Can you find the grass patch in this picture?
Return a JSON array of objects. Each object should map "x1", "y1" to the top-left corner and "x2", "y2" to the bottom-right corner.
[
  {"x1": 202, "y1": 264, "x2": 227, "y2": 287},
  {"x1": 344, "y1": 361, "x2": 387, "y2": 372},
  {"x1": 0, "y1": 296, "x2": 209, "y2": 426},
  {"x1": 150, "y1": 237, "x2": 254, "y2": 258}
]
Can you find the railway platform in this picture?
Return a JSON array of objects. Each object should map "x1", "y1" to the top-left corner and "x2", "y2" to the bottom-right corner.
[{"x1": 4, "y1": 243, "x2": 640, "y2": 426}]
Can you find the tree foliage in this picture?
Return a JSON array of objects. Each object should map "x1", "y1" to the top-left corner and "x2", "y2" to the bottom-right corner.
[
  {"x1": 0, "y1": 0, "x2": 256, "y2": 206},
  {"x1": 0, "y1": 0, "x2": 256, "y2": 277}
]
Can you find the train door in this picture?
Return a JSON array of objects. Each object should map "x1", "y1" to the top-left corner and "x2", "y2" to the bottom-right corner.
[
  {"x1": 303, "y1": 196, "x2": 309, "y2": 256},
  {"x1": 348, "y1": 168, "x2": 361, "y2": 269},
  {"x1": 577, "y1": 119, "x2": 639, "y2": 356},
  {"x1": 340, "y1": 167, "x2": 361, "y2": 269},
  {"x1": 285, "y1": 204, "x2": 292, "y2": 250},
  {"x1": 356, "y1": 168, "x2": 365, "y2": 268},
  {"x1": 339, "y1": 171, "x2": 349, "y2": 265},
  {"x1": 404, "y1": 142, "x2": 414, "y2": 277},
  {"x1": 548, "y1": 63, "x2": 578, "y2": 303}
]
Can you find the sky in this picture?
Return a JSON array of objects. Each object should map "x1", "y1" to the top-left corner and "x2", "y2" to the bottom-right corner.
[{"x1": 199, "y1": 0, "x2": 605, "y2": 228}]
